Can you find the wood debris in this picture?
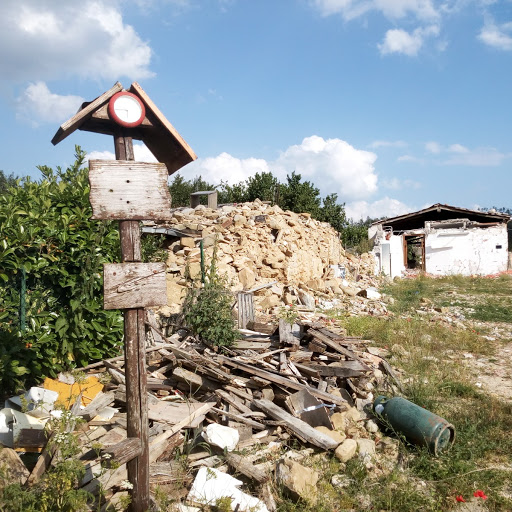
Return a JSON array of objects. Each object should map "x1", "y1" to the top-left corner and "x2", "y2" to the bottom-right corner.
[{"x1": 0, "y1": 319, "x2": 400, "y2": 511}]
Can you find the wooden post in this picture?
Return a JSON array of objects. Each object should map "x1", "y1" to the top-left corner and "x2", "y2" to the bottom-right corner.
[{"x1": 114, "y1": 133, "x2": 149, "y2": 511}]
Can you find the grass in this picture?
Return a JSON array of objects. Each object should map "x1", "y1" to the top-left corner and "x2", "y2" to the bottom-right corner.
[{"x1": 273, "y1": 274, "x2": 512, "y2": 511}]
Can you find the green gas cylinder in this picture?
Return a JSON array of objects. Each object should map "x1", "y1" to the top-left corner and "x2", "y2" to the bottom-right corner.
[{"x1": 373, "y1": 396, "x2": 455, "y2": 456}]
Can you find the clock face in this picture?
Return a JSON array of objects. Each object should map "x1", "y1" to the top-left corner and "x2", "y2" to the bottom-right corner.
[{"x1": 108, "y1": 92, "x2": 146, "y2": 128}]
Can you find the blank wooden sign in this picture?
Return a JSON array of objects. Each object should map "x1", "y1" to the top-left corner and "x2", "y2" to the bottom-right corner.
[
  {"x1": 89, "y1": 160, "x2": 172, "y2": 220},
  {"x1": 104, "y1": 263, "x2": 167, "y2": 310}
]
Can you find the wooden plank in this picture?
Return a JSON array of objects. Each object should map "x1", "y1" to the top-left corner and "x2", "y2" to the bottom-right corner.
[
  {"x1": 77, "y1": 391, "x2": 116, "y2": 422},
  {"x1": 89, "y1": 160, "x2": 172, "y2": 220},
  {"x1": 295, "y1": 361, "x2": 367, "y2": 378},
  {"x1": 279, "y1": 319, "x2": 299, "y2": 351},
  {"x1": 129, "y1": 82, "x2": 197, "y2": 174},
  {"x1": 101, "y1": 438, "x2": 142, "y2": 467},
  {"x1": 225, "y1": 453, "x2": 269, "y2": 483},
  {"x1": 103, "y1": 262, "x2": 167, "y2": 310},
  {"x1": 51, "y1": 82, "x2": 123, "y2": 145},
  {"x1": 252, "y1": 399, "x2": 339, "y2": 450},
  {"x1": 148, "y1": 401, "x2": 215, "y2": 426},
  {"x1": 308, "y1": 329, "x2": 369, "y2": 367},
  {"x1": 216, "y1": 355, "x2": 347, "y2": 407}
]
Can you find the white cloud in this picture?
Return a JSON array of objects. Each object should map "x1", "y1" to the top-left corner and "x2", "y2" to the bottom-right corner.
[
  {"x1": 478, "y1": 20, "x2": 512, "y2": 51},
  {"x1": 423, "y1": 141, "x2": 507, "y2": 166},
  {"x1": 378, "y1": 24, "x2": 439, "y2": 56},
  {"x1": 443, "y1": 147, "x2": 507, "y2": 166},
  {"x1": 15, "y1": 82, "x2": 84, "y2": 125},
  {"x1": 0, "y1": 0, "x2": 153, "y2": 82},
  {"x1": 397, "y1": 154, "x2": 424, "y2": 163},
  {"x1": 382, "y1": 178, "x2": 421, "y2": 190},
  {"x1": 274, "y1": 136, "x2": 378, "y2": 200},
  {"x1": 369, "y1": 140, "x2": 407, "y2": 149},
  {"x1": 185, "y1": 152, "x2": 270, "y2": 184},
  {"x1": 425, "y1": 141, "x2": 442, "y2": 153},
  {"x1": 312, "y1": 0, "x2": 439, "y2": 21},
  {"x1": 86, "y1": 143, "x2": 157, "y2": 164},
  {"x1": 184, "y1": 136, "x2": 378, "y2": 202},
  {"x1": 345, "y1": 197, "x2": 413, "y2": 221},
  {"x1": 448, "y1": 143, "x2": 469, "y2": 153}
]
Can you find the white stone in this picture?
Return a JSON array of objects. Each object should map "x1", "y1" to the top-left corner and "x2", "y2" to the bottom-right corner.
[{"x1": 202, "y1": 424, "x2": 239, "y2": 452}]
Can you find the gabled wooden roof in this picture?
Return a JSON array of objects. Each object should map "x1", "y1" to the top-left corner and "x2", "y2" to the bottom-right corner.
[{"x1": 51, "y1": 82, "x2": 197, "y2": 174}]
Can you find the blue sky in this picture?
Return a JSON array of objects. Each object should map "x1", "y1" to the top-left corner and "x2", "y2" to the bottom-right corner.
[{"x1": 1, "y1": 0, "x2": 511, "y2": 220}]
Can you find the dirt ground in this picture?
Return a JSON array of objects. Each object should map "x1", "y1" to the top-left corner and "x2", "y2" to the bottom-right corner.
[{"x1": 464, "y1": 336, "x2": 512, "y2": 402}]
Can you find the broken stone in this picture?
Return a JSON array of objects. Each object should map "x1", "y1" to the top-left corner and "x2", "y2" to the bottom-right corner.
[
  {"x1": 238, "y1": 267, "x2": 256, "y2": 289},
  {"x1": 275, "y1": 458, "x2": 319, "y2": 504},
  {"x1": 314, "y1": 426, "x2": 345, "y2": 445},
  {"x1": 334, "y1": 439, "x2": 358, "y2": 462},
  {"x1": 180, "y1": 237, "x2": 196, "y2": 248}
]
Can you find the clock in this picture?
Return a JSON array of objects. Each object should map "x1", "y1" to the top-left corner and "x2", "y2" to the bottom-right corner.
[{"x1": 108, "y1": 92, "x2": 146, "y2": 128}]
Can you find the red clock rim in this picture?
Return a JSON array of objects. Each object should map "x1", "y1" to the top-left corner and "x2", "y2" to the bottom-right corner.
[{"x1": 108, "y1": 91, "x2": 146, "y2": 128}]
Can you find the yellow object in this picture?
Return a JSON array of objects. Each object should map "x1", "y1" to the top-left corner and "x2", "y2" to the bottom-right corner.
[{"x1": 43, "y1": 376, "x2": 103, "y2": 409}]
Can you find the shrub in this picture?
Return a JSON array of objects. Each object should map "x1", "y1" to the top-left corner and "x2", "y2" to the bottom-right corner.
[
  {"x1": 182, "y1": 245, "x2": 238, "y2": 348},
  {"x1": 0, "y1": 147, "x2": 124, "y2": 392}
]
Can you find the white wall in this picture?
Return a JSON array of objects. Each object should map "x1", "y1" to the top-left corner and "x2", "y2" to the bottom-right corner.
[
  {"x1": 425, "y1": 225, "x2": 508, "y2": 276},
  {"x1": 372, "y1": 234, "x2": 406, "y2": 278}
]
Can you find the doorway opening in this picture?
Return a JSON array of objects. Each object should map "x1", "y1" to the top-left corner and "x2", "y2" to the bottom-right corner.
[{"x1": 403, "y1": 234, "x2": 425, "y2": 270}]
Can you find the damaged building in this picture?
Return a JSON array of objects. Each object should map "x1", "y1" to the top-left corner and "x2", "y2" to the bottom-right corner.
[{"x1": 369, "y1": 204, "x2": 511, "y2": 278}]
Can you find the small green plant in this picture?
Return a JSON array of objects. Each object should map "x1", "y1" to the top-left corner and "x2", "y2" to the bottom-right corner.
[
  {"x1": 182, "y1": 243, "x2": 238, "y2": 349},
  {"x1": 278, "y1": 303, "x2": 298, "y2": 325}
]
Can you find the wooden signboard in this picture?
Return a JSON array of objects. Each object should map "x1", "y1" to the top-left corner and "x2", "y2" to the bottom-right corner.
[
  {"x1": 104, "y1": 263, "x2": 167, "y2": 310},
  {"x1": 89, "y1": 160, "x2": 172, "y2": 220}
]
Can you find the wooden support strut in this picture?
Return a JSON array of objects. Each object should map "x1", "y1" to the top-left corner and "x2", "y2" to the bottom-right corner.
[{"x1": 114, "y1": 133, "x2": 149, "y2": 512}]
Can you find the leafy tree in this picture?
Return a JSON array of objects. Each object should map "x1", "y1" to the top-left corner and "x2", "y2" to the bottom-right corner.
[
  {"x1": 218, "y1": 180, "x2": 247, "y2": 204},
  {"x1": 278, "y1": 171, "x2": 322, "y2": 217},
  {"x1": 245, "y1": 172, "x2": 279, "y2": 203},
  {"x1": 0, "y1": 147, "x2": 124, "y2": 392},
  {"x1": 318, "y1": 193, "x2": 346, "y2": 233},
  {"x1": 168, "y1": 174, "x2": 217, "y2": 207},
  {"x1": 0, "y1": 170, "x2": 18, "y2": 194}
]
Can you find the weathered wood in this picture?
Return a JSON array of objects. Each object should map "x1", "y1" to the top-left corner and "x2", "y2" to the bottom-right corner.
[
  {"x1": 225, "y1": 453, "x2": 269, "y2": 483},
  {"x1": 115, "y1": 134, "x2": 149, "y2": 512},
  {"x1": 285, "y1": 389, "x2": 333, "y2": 429},
  {"x1": 237, "y1": 292, "x2": 255, "y2": 329},
  {"x1": 129, "y1": 82, "x2": 197, "y2": 174},
  {"x1": 234, "y1": 340, "x2": 271, "y2": 351},
  {"x1": 253, "y1": 399, "x2": 339, "y2": 450},
  {"x1": 308, "y1": 329, "x2": 369, "y2": 367},
  {"x1": 89, "y1": 160, "x2": 172, "y2": 220},
  {"x1": 77, "y1": 391, "x2": 116, "y2": 422},
  {"x1": 148, "y1": 401, "x2": 215, "y2": 426},
  {"x1": 217, "y1": 355, "x2": 347, "y2": 407},
  {"x1": 279, "y1": 319, "x2": 299, "y2": 351},
  {"x1": 51, "y1": 82, "x2": 123, "y2": 145},
  {"x1": 103, "y1": 262, "x2": 167, "y2": 309},
  {"x1": 173, "y1": 366, "x2": 220, "y2": 392},
  {"x1": 148, "y1": 402, "x2": 216, "y2": 463},
  {"x1": 101, "y1": 438, "x2": 143, "y2": 467},
  {"x1": 295, "y1": 361, "x2": 367, "y2": 378},
  {"x1": 210, "y1": 407, "x2": 266, "y2": 430}
]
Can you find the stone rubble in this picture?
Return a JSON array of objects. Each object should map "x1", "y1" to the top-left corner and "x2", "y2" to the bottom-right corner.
[{"x1": 145, "y1": 200, "x2": 382, "y2": 316}]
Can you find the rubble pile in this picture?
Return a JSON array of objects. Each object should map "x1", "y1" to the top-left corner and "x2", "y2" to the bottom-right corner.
[
  {"x1": 0, "y1": 319, "x2": 402, "y2": 511},
  {"x1": 145, "y1": 200, "x2": 378, "y2": 315}
]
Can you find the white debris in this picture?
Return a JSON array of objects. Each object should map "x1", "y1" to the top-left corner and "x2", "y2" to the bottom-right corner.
[
  {"x1": 202, "y1": 423, "x2": 240, "y2": 452},
  {"x1": 188, "y1": 467, "x2": 268, "y2": 512}
]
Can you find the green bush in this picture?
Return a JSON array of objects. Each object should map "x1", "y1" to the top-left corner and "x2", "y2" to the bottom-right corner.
[
  {"x1": 0, "y1": 147, "x2": 123, "y2": 393},
  {"x1": 182, "y1": 245, "x2": 238, "y2": 348}
]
